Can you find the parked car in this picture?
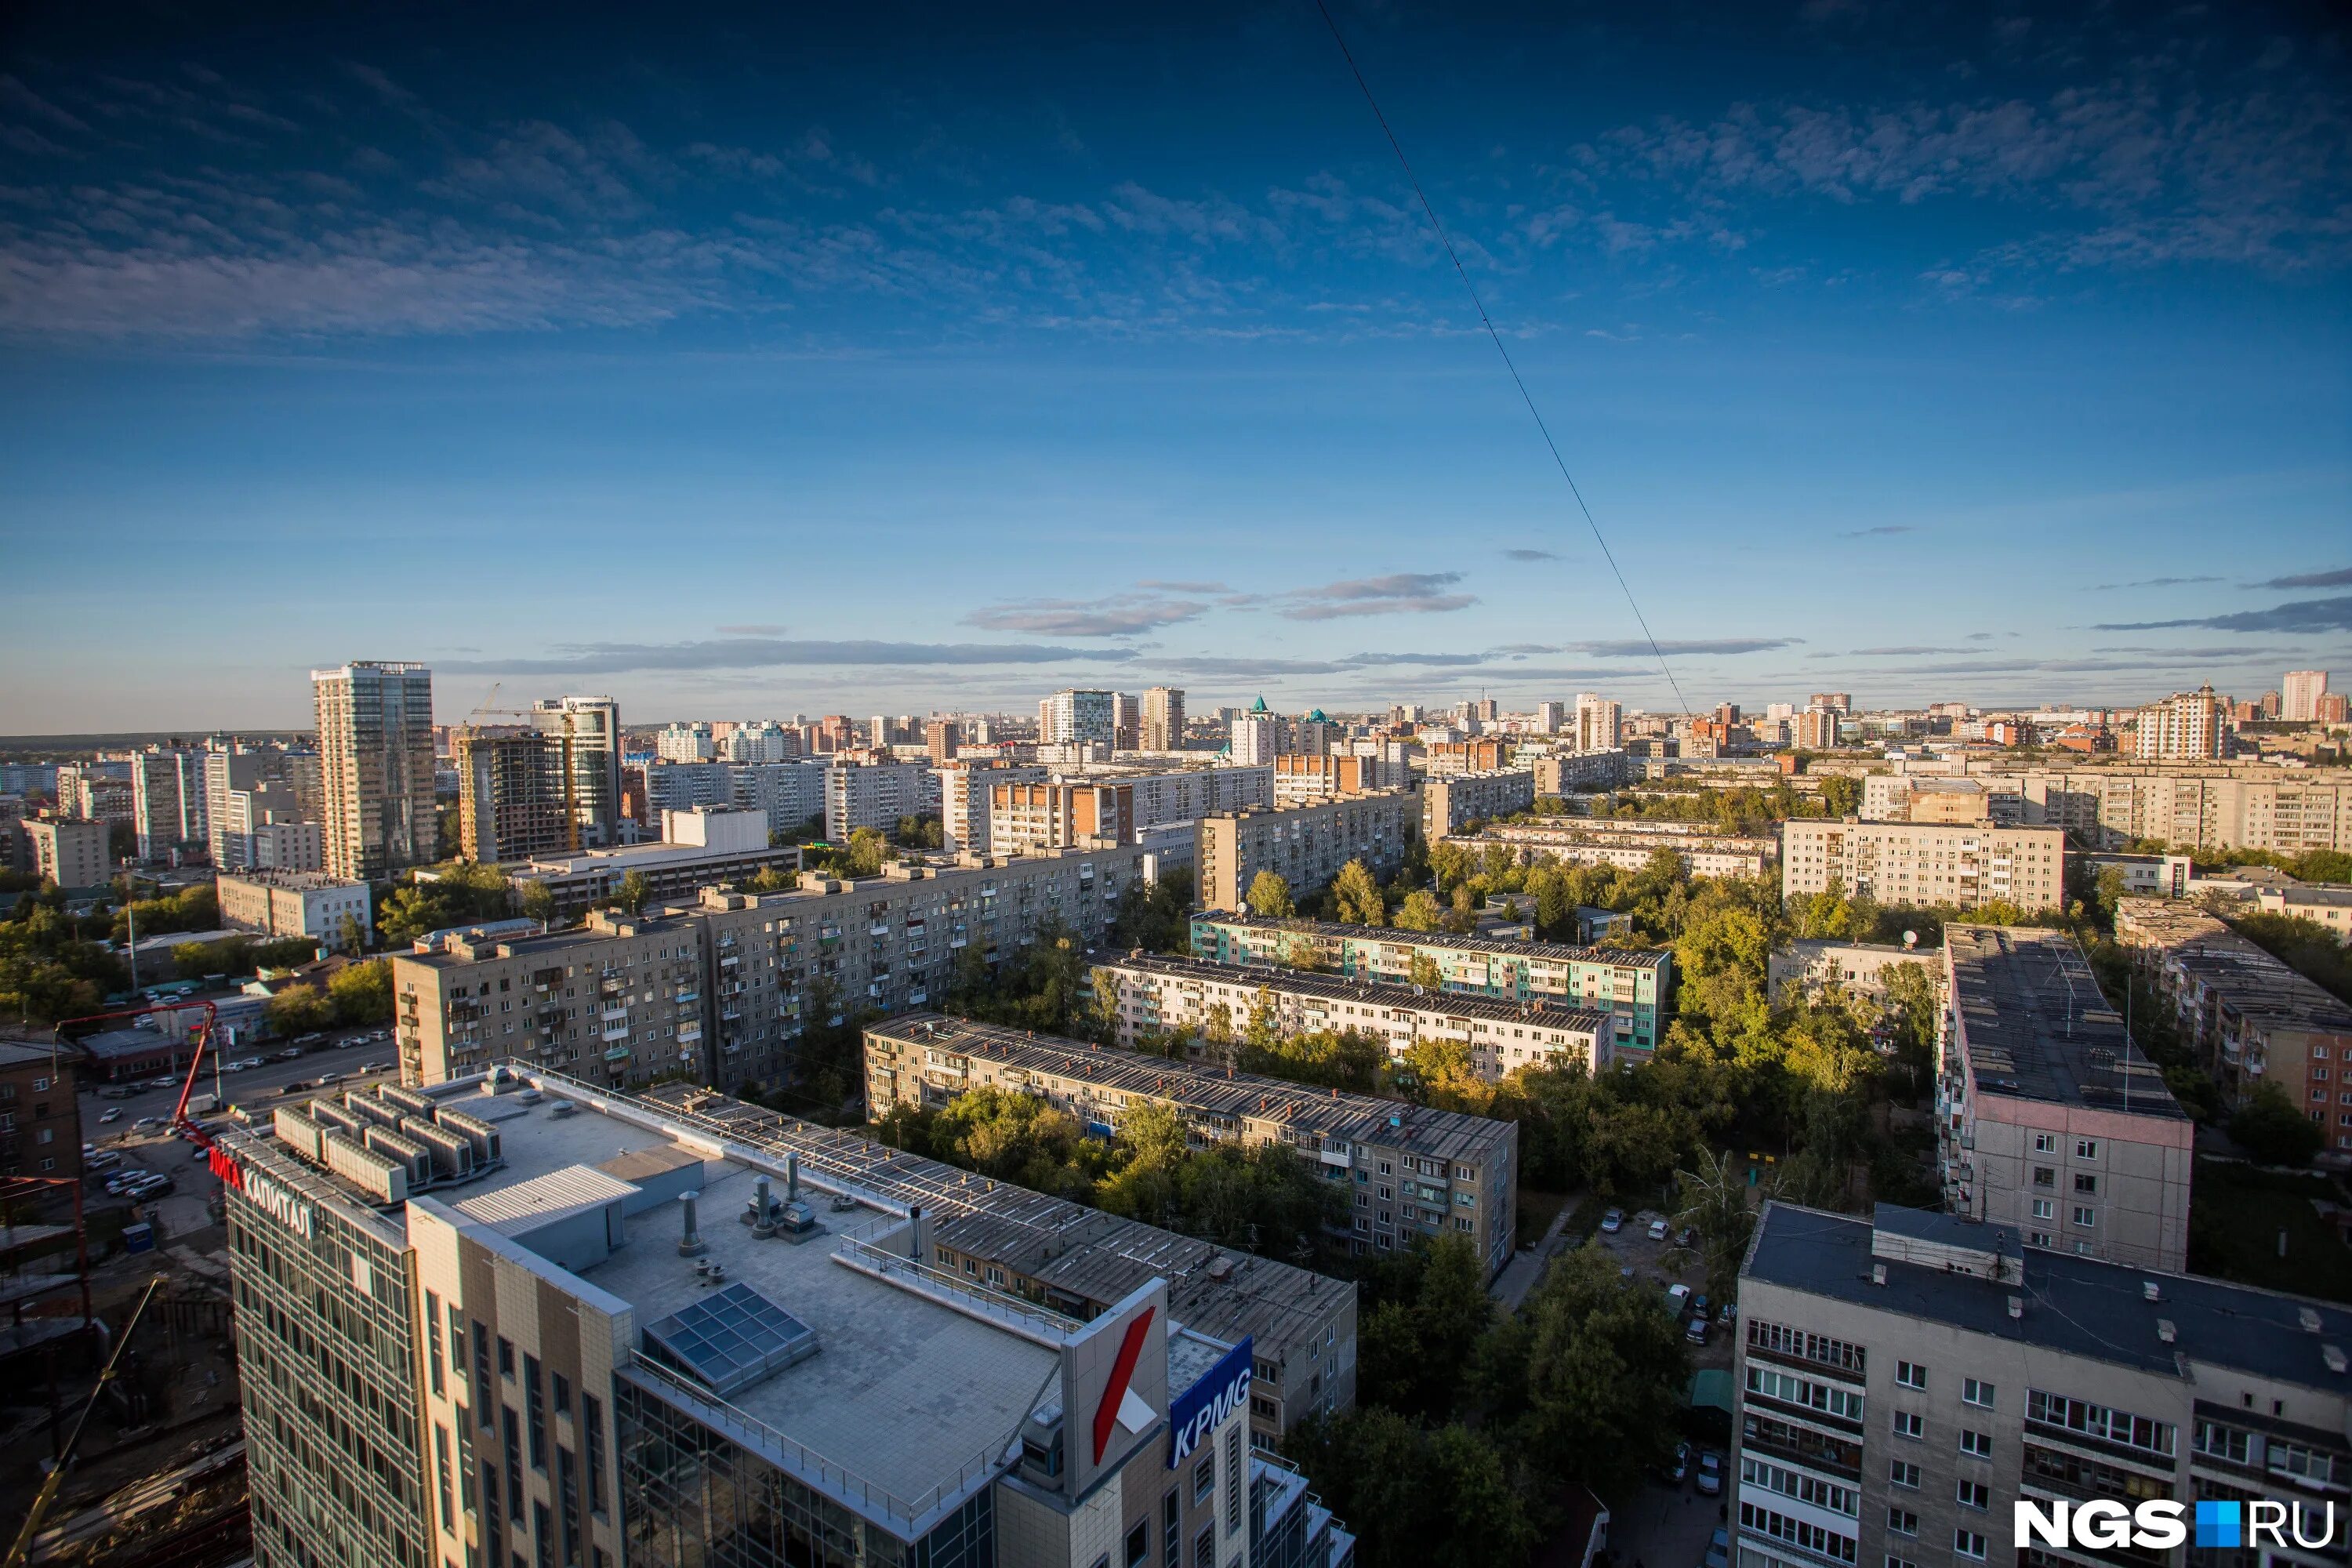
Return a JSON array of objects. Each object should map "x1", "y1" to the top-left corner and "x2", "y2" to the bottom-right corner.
[
  {"x1": 98, "y1": 1087, "x2": 135, "y2": 1100},
  {"x1": 127, "y1": 1177, "x2": 173, "y2": 1200},
  {"x1": 238, "y1": 1058, "x2": 265, "y2": 1070},
  {"x1": 221, "y1": 1059, "x2": 246, "y2": 1073},
  {"x1": 274, "y1": 1047, "x2": 304, "y2": 1062},
  {"x1": 1646, "y1": 1217, "x2": 1668, "y2": 1242},
  {"x1": 292, "y1": 1033, "x2": 325, "y2": 1047},
  {"x1": 1658, "y1": 1440, "x2": 1690, "y2": 1486},
  {"x1": 99, "y1": 1108, "x2": 122, "y2": 1123},
  {"x1": 1696, "y1": 1450, "x2": 1723, "y2": 1496},
  {"x1": 1600, "y1": 1208, "x2": 1624, "y2": 1233},
  {"x1": 1686, "y1": 1317, "x2": 1711, "y2": 1346},
  {"x1": 1676, "y1": 1225, "x2": 1697, "y2": 1249},
  {"x1": 336, "y1": 1036, "x2": 361, "y2": 1050},
  {"x1": 316, "y1": 1072, "x2": 342, "y2": 1087},
  {"x1": 87, "y1": 1151, "x2": 121, "y2": 1171},
  {"x1": 1717, "y1": 1300, "x2": 1736, "y2": 1326},
  {"x1": 1704, "y1": 1529, "x2": 1730, "y2": 1568},
  {"x1": 1693, "y1": 1293, "x2": 1710, "y2": 1319},
  {"x1": 147, "y1": 1076, "x2": 179, "y2": 1090},
  {"x1": 1665, "y1": 1283, "x2": 1692, "y2": 1316},
  {"x1": 191, "y1": 1143, "x2": 212, "y2": 1161},
  {"x1": 279, "y1": 1080, "x2": 311, "y2": 1095},
  {"x1": 133, "y1": 1116, "x2": 166, "y2": 1131}
]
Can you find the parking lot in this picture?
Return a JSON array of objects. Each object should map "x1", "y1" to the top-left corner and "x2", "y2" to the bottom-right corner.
[{"x1": 1584, "y1": 1205, "x2": 1739, "y2": 1568}]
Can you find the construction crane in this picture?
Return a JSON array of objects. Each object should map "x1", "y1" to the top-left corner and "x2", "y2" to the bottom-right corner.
[
  {"x1": 10, "y1": 997, "x2": 232, "y2": 1568},
  {"x1": 5, "y1": 1275, "x2": 169, "y2": 1568},
  {"x1": 458, "y1": 683, "x2": 585, "y2": 852}
]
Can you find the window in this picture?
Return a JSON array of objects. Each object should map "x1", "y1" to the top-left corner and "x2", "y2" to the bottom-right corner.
[
  {"x1": 1163, "y1": 1489, "x2": 1181, "y2": 1568},
  {"x1": 1889, "y1": 1460, "x2": 1919, "y2": 1489},
  {"x1": 1225, "y1": 1426, "x2": 1244, "y2": 1535},
  {"x1": 473, "y1": 1335, "x2": 496, "y2": 1429},
  {"x1": 2074, "y1": 1173, "x2": 2098, "y2": 1195},
  {"x1": 2269, "y1": 1442, "x2": 2343, "y2": 1488},
  {"x1": 1886, "y1": 1507, "x2": 1918, "y2": 1537},
  {"x1": 1127, "y1": 1520, "x2": 1151, "y2": 1568},
  {"x1": 1740, "y1": 1503, "x2": 1857, "y2": 1564},
  {"x1": 1960, "y1": 1428, "x2": 1991, "y2": 1458},
  {"x1": 502, "y1": 1410, "x2": 524, "y2": 1515},
  {"x1": 552, "y1": 1374, "x2": 570, "y2": 1417},
  {"x1": 2027, "y1": 1390, "x2": 2175, "y2": 1456},
  {"x1": 524, "y1": 1355, "x2": 547, "y2": 1469},
  {"x1": 1748, "y1": 1365, "x2": 1866, "y2": 1421},
  {"x1": 2031, "y1": 1166, "x2": 2055, "y2": 1189},
  {"x1": 2194, "y1": 1420, "x2": 2252, "y2": 1465},
  {"x1": 498, "y1": 1337, "x2": 516, "y2": 1379},
  {"x1": 1193, "y1": 1523, "x2": 1215, "y2": 1568},
  {"x1": 1746, "y1": 1320, "x2": 1867, "y2": 1374},
  {"x1": 1194, "y1": 1451, "x2": 1215, "y2": 1504},
  {"x1": 533, "y1": 1504, "x2": 553, "y2": 1568},
  {"x1": 1956, "y1": 1479, "x2": 1988, "y2": 1511},
  {"x1": 581, "y1": 1395, "x2": 605, "y2": 1516},
  {"x1": 1893, "y1": 1411, "x2": 1924, "y2": 1440},
  {"x1": 426, "y1": 1292, "x2": 446, "y2": 1398},
  {"x1": 1887, "y1": 1557, "x2": 1920, "y2": 1568},
  {"x1": 2074, "y1": 1138, "x2": 2100, "y2": 1160},
  {"x1": 1744, "y1": 1457, "x2": 1858, "y2": 1516},
  {"x1": 2033, "y1": 1133, "x2": 2056, "y2": 1153},
  {"x1": 2071, "y1": 1206, "x2": 2097, "y2": 1228},
  {"x1": 1896, "y1": 1360, "x2": 1926, "y2": 1389},
  {"x1": 436, "y1": 1424, "x2": 456, "y2": 1533},
  {"x1": 557, "y1": 1448, "x2": 580, "y2": 1566},
  {"x1": 482, "y1": 1462, "x2": 502, "y2": 1549},
  {"x1": 1955, "y1": 1531, "x2": 1987, "y2": 1560},
  {"x1": 2028, "y1": 1231, "x2": 2054, "y2": 1249}
]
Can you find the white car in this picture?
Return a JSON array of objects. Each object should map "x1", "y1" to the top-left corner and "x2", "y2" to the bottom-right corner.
[
  {"x1": 99, "y1": 1108, "x2": 122, "y2": 1123},
  {"x1": 220, "y1": 1060, "x2": 245, "y2": 1073},
  {"x1": 133, "y1": 1116, "x2": 166, "y2": 1131},
  {"x1": 1647, "y1": 1218, "x2": 1669, "y2": 1242}
]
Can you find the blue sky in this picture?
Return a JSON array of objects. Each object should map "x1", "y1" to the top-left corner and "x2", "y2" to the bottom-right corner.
[{"x1": 2, "y1": 0, "x2": 2347, "y2": 731}]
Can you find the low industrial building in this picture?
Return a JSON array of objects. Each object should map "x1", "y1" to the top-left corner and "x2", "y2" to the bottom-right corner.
[
  {"x1": 478, "y1": 804, "x2": 801, "y2": 918},
  {"x1": 866, "y1": 1013, "x2": 1522, "y2": 1279},
  {"x1": 1766, "y1": 939, "x2": 1934, "y2": 1007},
  {"x1": 1092, "y1": 952, "x2": 1612, "y2": 1081},
  {"x1": 216, "y1": 869, "x2": 375, "y2": 942},
  {"x1": 1190, "y1": 911, "x2": 1672, "y2": 1054},
  {"x1": 220, "y1": 1067, "x2": 1356, "y2": 1568},
  {"x1": 1939, "y1": 925, "x2": 2191, "y2": 1270}
]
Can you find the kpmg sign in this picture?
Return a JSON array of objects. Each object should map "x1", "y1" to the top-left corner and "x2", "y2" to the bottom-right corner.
[{"x1": 1168, "y1": 1335, "x2": 1253, "y2": 1469}]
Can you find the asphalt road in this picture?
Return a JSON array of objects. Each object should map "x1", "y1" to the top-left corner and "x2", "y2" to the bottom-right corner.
[{"x1": 82, "y1": 1022, "x2": 401, "y2": 1134}]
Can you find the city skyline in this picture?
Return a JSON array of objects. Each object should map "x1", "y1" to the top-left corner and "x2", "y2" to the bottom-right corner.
[{"x1": 3, "y1": 1, "x2": 2349, "y2": 731}]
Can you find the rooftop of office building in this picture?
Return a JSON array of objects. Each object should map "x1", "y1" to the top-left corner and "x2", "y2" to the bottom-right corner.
[
  {"x1": 872, "y1": 1012, "x2": 1512, "y2": 1167},
  {"x1": 1748, "y1": 1201, "x2": 2352, "y2": 1392},
  {"x1": 1193, "y1": 909, "x2": 1671, "y2": 970},
  {"x1": 1102, "y1": 951, "x2": 1613, "y2": 1036},
  {"x1": 223, "y1": 1068, "x2": 1254, "y2": 1526},
  {"x1": 1944, "y1": 924, "x2": 2187, "y2": 1120}
]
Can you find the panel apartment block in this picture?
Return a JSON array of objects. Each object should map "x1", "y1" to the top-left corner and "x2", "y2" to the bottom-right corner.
[
  {"x1": 1733, "y1": 1202, "x2": 2352, "y2": 1568},
  {"x1": 220, "y1": 1069, "x2": 1353, "y2": 1568},
  {"x1": 1094, "y1": 952, "x2": 1611, "y2": 1082},
  {"x1": 401, "y1": 845, "x2": 1152, "y2": 1093},
  {"x1": 866, "y1": 1012, "x2": 1521, "y2": 1279},
  {"x1": 1195, "y1": 792, "x2": 1414, "y2": 915},
  {"x1": 1454, "y1": 822, "x2": 1777, "y2": 880},
  {"x1": 2116, "y1": 898, "x2": 2352, "y2": 1147},
  {"x1": 1189, "y1": 911, "x2": 1671, "y2": 1055},
  {"x1": 1421, "y1": 770, "x2": 1536, "y2": 839},
  {"x1": 1781, "y1": 818, "x2": 2067, "y2": 911},
  {"x1": 1939, "y1": 926, "x2": 2191, "y2": 1271}
]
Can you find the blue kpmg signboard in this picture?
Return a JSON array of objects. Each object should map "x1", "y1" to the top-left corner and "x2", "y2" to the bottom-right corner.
[{"x1": 1168, "y1": 1335, "x2": 1253, "y2": 1469}]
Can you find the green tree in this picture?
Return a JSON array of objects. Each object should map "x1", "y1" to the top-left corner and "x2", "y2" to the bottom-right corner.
[
  {"x1": 615, "y1": 870, "x2": 651, "y2": 915},
  {"x1": 266, "y1": 983, "x2": 336, "y2": 1036},
  {"x1": 1818, "y1": 775, "x2": 1861, "y2": 816},
  {"x1": 1673, "y1": 1149, "x2": 1757, "y2": 1304},
  {"x1": 1283, "y1": 1409, "x2": 1537, "y2": 1568},
  {"x1": 1330, "y1": 859, "x2": 1386, "y2": 927},
  {"x1": 328, "y1": 959, "x2": 394, "y2": 1025},
  {"x1": 1245, "y1": 870, "x2": 1295, "y2": 919},
  {"x1": 2229, "y1": 1081, "x2": 2324, "y2": 1167},
  {"x1": 1406, "y1": 950, "x2": 1444, "y2": 992},
  {"x1": 1501, "y1": 1242, "x2": 1690, "y2": 1497},
  {"x1": 518, "y1": 882, "x2": 555, "y2": 928},
  {"x1": 1393, "y1": 889, "x2": 1443, "y2": 933}
]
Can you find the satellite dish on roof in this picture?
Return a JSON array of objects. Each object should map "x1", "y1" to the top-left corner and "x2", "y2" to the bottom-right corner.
[{"x1": 1903, "y1": 930, "x2": 1918, "y2": 950}]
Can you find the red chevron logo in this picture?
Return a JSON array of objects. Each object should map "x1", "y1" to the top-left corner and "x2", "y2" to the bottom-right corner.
[{"x1": 1091, "y1": 1305, "x2": 1157, "y2": 1465}]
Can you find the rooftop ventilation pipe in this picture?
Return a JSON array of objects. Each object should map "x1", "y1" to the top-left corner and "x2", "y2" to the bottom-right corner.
[{"x1": 678, "y1": 1189, "x2": 707, "y2": 1257}]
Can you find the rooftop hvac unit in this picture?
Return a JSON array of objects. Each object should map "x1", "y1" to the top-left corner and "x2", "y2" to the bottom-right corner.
[
  {"x1": 341, "y1": 1094, "x2": 401, "y2": 1128},
  {"x1": 435, "y1": 1107, "x2": 502, "y2": 1163},
  {"x1": 363, "y1": 1125, "x2": 434, "y2": 1190},
  {"x1": 323, "y1": 1131, "x2": 408, "y2": 1204},
  {"x1": 379, "y1": 1084, "x2": 436, "y2": 1117},
  {"x1": 310, "y1": 1100, "x2": 362, "y2": 1136},
  {"x1": 401, "y1": 1117, "x2": 477, "y2": 1180},
  {"x1": 273, "y1": 1105, "x2": 326, "y2": 1163}
]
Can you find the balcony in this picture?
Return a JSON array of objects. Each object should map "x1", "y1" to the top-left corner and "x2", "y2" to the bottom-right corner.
[
  {"x1": 601, "y1": 1006, "x2": 629, "y2": 1022},
  {"x1": 601, "y1": 1022, "x2": 631, "y2": 1043}
]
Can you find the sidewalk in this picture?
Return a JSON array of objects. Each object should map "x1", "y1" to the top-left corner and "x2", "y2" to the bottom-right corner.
[{"x1": 1490, "y1": 1193, "x2": 1582, "y2": 1310}]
